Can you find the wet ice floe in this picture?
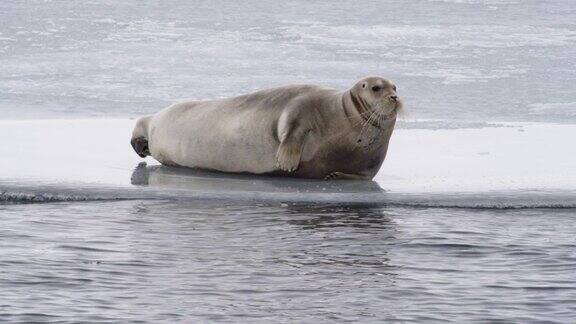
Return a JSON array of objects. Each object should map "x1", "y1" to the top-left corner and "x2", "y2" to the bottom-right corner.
[{"x1": 0, "y1": 119, "x2": 574, "y2": 208}]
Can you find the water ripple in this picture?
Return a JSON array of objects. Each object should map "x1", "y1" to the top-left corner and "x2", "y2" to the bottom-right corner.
[{"x1": 1, "y1": 200, "x2": 574, "y2": 322}]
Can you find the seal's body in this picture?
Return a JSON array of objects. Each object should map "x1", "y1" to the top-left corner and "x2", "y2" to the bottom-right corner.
[{"x1": 131, "y1": 77, "x2": 401, "y2": 180}]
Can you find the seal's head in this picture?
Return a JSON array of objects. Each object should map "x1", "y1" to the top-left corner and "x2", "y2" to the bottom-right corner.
[{"x1": 350, "y1": 76, "x2": 402, "y2": 122}]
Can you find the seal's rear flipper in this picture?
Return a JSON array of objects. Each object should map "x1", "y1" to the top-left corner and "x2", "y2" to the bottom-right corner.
[
  {"x1": 131, "y1": 115, "x2": 153, "y2": 158},
  {"x1": 131, "y1": 137, "x2": 150, "y2": 158}
]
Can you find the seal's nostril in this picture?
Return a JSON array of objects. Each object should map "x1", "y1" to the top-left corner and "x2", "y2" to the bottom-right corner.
[{"x1": 390, "y1": 95, "x2": 398, "y2": 101}]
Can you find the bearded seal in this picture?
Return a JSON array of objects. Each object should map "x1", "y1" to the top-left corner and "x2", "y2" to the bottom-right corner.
[{"x1": 130, "y1": 76, "x2": 401, "y2": 180}]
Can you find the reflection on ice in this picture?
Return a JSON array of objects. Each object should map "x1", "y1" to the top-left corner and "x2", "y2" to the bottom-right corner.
[
  {"x1": 127, "y1": 162, "x2": 576, "y2": 209},
  {"x1": 130, "y1": 162, "x2": 386, "y2": 203}
]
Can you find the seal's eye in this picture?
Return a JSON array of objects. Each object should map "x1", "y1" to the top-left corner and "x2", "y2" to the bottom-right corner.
[
  {"x1": 362, "y1": 83, "x2": 366, "y2": 88},
  {"x1": 371, "y1": 86, "x2": 382, "y2": 92},
  {"x1": 393, "y1": 85, "x2": 397, "y2": 91}
]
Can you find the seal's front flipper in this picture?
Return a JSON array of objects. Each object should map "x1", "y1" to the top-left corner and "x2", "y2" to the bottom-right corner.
[
  {"x1": 324, "y1": 172, "x2": 371, "y2": 180},
  {"x1": 276, "y1": 116, "x2": 309, "y2": 172},
  {"x1": 276, "y1": 138, "x2": 302, "y2": 172},
  {"x1": 131, "y1": 136, "x2": 150, "y2": 158}
]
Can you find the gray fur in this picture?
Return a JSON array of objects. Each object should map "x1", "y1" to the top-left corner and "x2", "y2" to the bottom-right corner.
[{"x1": 130, "y1": 76, "x2": 401, "y2": 180}]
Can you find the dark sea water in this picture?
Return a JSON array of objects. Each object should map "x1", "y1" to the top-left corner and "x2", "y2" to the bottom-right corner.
[{"x1": 1, "y1": 200, "x2": 575, "y2": 323}]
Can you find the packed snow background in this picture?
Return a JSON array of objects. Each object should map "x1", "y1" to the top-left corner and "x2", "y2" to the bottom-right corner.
[{"x1": 1, "y1": 0, "x2": 575, "y2": 123}]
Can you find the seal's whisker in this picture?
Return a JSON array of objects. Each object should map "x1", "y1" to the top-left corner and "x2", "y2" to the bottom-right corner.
[
  {"x1": 357, "y1": 108, "x2": 379, "y2": 144},
  {"x1": 356, "y1": 106, "x2": 391, "y2": 148},
  {"x1": 349, "y1": 110, "x2": 377, "y2": 130},
  {"x1": 346, "y1": 108, "x2": 376, "y2": 124}
]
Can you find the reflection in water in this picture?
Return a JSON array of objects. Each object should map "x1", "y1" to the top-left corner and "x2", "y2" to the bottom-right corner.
[
  {"x1": 121, "y1": 194, "x2": 400, "y2": 274},
  {"x1": 281, "y1": 204, "x2": 398, "y2": 271},
  {"x1": 286, "y1": 204, "x2": 395, "y2": 230},
  {"x1": 130, "y1": 163, "x2": 397, "y2": 271}
]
